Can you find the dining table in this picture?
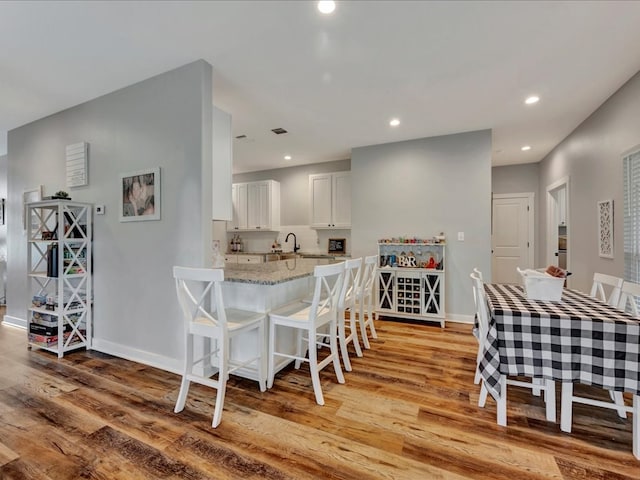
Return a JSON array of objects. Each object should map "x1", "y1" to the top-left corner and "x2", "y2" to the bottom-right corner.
[{"x1": 478, "y1": 283, "x2": 639, "y2": 459}]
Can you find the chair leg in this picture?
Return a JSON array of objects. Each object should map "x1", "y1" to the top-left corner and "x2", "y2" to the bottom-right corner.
[
  {"x1": 478, "y1": 381, "x2": 488, "y2": 407},
  {"x1": 174, "y1": 332, "x2": 193, "y2": 413},
  {"x1": 610, "y1": 390, "x2": 627, "y2": 419},
  {"x1": 560, "y1": 382, "x2": 573, "y2": 433},
  {"x1": 349, "y1": 311, "x2": 363, "y2": 358},
  {"x1": 307, "y1": 327, "x2": 325, "y2": 405},
  {"x1": 544, "y1": 380, "x2": 556, "y2": 423},
  {"x1": 359, "y1": 299, "x2": 371, "y2": 349},
  {"x1": 211, "y1": 337, "x2": 228, "y2": 428},
  {"x1": 338, "y1": 312, "x2": 353, "y2": 372},
  {"x1": 257, "y1": 321, "x2": 266, "y2": 393},
  {"x1": 366, "y1": 295, "x2": 378, "y2": 339},
  {"x1": 532, "y1": 377, "x2": 542, "y2": 397},
  {"x1": 267, "y1": 320, "x2": 276, "y2": 389},
  {"x1": 497, "y1": 375, "x2": 507, "y2": 427},
  {"x1": 474, "y1": 367, "x2": 481, "y2": 385},
  {"x1": 295, "y1": 329, "x2": 305, "y2": 369},
  {"x1": 330, "y1": 323, "x2": 345, "y2": 385}
]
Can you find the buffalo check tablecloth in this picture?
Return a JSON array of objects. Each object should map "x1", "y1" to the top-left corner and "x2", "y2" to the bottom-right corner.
[{"x1": 479, "y1": 283, "x2": 640, "y2": 401}]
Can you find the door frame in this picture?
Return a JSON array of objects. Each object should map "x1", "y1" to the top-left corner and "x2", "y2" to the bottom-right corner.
[
  {"x1": 546, "y1": 176, "x2": 570, "y2": 277},
  {"x1": 492, "y1": 192, "x2": 535, "y2": 271}
]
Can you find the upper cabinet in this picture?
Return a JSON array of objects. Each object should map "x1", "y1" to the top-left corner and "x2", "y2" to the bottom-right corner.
[
  {"x1": 309, "y1": 172, "x2": 351, "y2": 229},
  {"x1": 228, "y1": 180, "x2": 281, "y2": 231}
]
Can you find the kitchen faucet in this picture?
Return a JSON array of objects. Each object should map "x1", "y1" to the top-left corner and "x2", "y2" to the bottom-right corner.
[{"x1": 285, "y1": 232, "x2": 300, "y2": 253}]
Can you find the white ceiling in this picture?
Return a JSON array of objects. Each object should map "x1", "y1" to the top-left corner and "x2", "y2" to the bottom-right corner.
[{"x1": 2, "y1": 1, "x2": 640, "y2": 173}]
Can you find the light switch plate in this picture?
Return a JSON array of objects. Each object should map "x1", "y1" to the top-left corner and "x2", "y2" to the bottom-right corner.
[{"x1": 457, "y1": 231, "x2": 464, "y2": 241}]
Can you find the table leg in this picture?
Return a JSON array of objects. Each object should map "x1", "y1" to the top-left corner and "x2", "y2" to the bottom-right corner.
[
  {"x1": 497, "y1": 375, "x2": 507, "y2": 427},
  {"x1": 561, "y1": 382, "x2": 573, "y2": 433},
  {"x1": 545, "y1": 380, "x2": 556, "y2": 423},
  {"x1": 633, "y1": 394, "x2": 639, "y2": 460}
]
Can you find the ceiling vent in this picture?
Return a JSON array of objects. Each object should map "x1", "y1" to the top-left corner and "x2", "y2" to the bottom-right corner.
[
  {"x1": 271, "y1": 128, "x2": 288, "y2": 135},
  {"x1": 235, "y1": 134, "x2": 247, "y2": 139}
]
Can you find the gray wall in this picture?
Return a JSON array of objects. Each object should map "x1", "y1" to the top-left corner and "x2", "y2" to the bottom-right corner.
[
  {"x1": 492, "y1": 163, "x2": 540, "y2": 266},
  {"x1": 351, "y1": 130, "x2": 492, "y2": 320},
  {"x1": 0, "y1": 155, "x2": 6, "y2": 304},
  {"x1": 233, "y1": 159, "x2": 350, "y2": 225},
  {"x1": 539, "y1": 70, "x2": 640, "y2": 292},
  {"x1": 6, "y1": 60, "x2": 214, "y2": 372},
  {"x1": 492, "y1": 163, "x2": 539, "y2": 195}
]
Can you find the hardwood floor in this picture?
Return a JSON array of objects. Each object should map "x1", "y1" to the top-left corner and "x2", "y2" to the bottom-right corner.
[{"x1": 0, "y1": 316, "x2": 637, "y2": 479}]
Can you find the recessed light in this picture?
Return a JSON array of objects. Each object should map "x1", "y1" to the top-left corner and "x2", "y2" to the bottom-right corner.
[
  {"x1": 525, "y1": 96, "x2": 540, "y2": 105},
  {"x1": 318, "y1": 1, "x2": 336, "y2": 14},
  {"x1": 284, "y1": 155, "x2": 292, "y2": 160},
  {"x1": 389, "y1": 118, "x2": 400, "y2": 127},
  {"x1": 521, "y1": 145, "x2": 532, "y2": 151}
]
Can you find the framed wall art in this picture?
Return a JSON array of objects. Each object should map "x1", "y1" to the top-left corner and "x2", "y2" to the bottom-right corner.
[
  {"x1": 119, "y1": 167, "x2": 160, "y2": 222},
  {"x1": 598, "y1": 199, "x2": 613, "y2": 258}
]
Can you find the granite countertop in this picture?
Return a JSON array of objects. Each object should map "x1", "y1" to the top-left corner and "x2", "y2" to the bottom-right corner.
[{"x1": 223, "y1": 258, "x2": 340, "y2": 285}]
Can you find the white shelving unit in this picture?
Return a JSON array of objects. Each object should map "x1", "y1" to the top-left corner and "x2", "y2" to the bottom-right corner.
[
  {"x1": 26, "y1": 200, "x2": 92, "y2": 357},
  {"x1": 376, "y1": 241, "x2": 445, "y2": 327}
]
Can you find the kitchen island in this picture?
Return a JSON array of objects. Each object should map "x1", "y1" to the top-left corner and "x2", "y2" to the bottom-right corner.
[{"x1": 221, "y1": 257, "x2": 340, "y2": 380}]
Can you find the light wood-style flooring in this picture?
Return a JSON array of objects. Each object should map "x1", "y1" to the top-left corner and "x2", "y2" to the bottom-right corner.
[{"x1": 0, "y1": 315, "x2": 637, "y2": 479}]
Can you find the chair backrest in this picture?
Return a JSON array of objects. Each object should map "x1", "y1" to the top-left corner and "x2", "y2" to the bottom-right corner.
[
  {"x1": 471, "y1": 267, "x2": 484, "y2": 307},
  {"x1": 309, "y1": 262, "x2": 346, "y2": 323},
  {"x1": 360, "y1": 255, "x2": 378, "y2": 299},
  {"x1": 470, "y1": 272, "x2": 490, "y2": 340},
  {"x1": 617, "y1": 280, "x2": 640, "y2": 317},
  {"x1": 173, "y1": 266, "x2": 227, "y2": 331},
  {"x1": 590, "y1": 272, "x2": 623, "y2": 306},
  {"x1": 338, "y1": 258, "x2": 362, "y2": 310}
]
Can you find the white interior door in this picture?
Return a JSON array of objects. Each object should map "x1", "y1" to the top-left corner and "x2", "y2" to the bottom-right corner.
[{"x1": 492, "y1": 194, "x2": 534, "y2": 284}]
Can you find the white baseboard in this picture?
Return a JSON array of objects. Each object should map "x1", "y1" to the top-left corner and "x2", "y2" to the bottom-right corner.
[
  {"x1": 91, "y1": 338, "x2": 182, "y2": 375},
  {"x1": 3, "y1": 315, "x2": 26, "y2": 328},
  {"x1": 446, "y1": 313, "x2": 475, "y2": 324}
]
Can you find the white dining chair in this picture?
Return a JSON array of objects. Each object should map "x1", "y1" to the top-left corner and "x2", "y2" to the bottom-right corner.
[
  {"x1": 173, "y1": 266, "x2": 267, "y2": 428},
  {"x1": 471, "y1": 267, "x2": 484, "y2": 384},
  {"x1": 337, "y1": 257, "x2": 363, "y2": 371},
  {"x1": 559, "y1": 279, "x2": 640, "y2": 432},
  {"x1": 268, "y1": 261, "x2": 346, "y2": 405},
  {"x1": 472, "y1": 272, "x2": 556, "y2": 426},
  {"x1": 355, "y1": 254, "x2": 378, "y2": 349},
  {"x1": 590, "y1": 272, "x2": 623, "y2": 307}
]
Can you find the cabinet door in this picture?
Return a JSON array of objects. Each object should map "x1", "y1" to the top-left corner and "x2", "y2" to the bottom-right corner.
[
  {"x1": 332, "y1": 172, "x2": 351, "y2": 228},
  {"x1": 248, "y1": 182, "x2": 271, "y2": 229},
  {"x1": 309, "y1": 174, "x2": 333, "y2": 227},
  {"x1": 422, "y1": 272, "x2": 443, "y2": 316},
  {"x1": 377, "y1": 270, "x2": 395, "y2": 312},
  {"x1": 229, "y1": 183, "x2": 248, "y2": 231}
]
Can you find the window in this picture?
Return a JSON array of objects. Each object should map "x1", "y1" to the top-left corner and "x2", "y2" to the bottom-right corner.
[{"x1": 623, "y1": 148, "x2": 640, "y2": 285}]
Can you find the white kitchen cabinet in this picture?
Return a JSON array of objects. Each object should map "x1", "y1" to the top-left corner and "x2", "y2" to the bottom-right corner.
[
  {"x1": 228, "y1": 180, "x2": 280, "y2": 231},
  {"x1": 309, "y1": 171, "x2": 351, "y2": 228}
]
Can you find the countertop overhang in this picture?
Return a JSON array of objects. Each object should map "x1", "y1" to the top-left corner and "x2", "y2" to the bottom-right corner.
[{"x1": 223, "y1": 258, "x2": 341, "y2": 285}]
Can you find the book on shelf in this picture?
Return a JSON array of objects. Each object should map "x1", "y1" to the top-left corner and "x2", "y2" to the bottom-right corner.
[{"x1": 29, "y1": 322, "x2": 72, "y2": 336}]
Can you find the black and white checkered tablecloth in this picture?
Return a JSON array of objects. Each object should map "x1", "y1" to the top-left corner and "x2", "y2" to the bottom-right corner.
[{"x1": 479, "y1": 283, "x2": 640, "y2": 401}]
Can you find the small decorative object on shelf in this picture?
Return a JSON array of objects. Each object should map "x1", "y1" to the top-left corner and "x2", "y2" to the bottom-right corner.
[
  {"x1": 26, "y1": 200, "x2": 92, "y2": 358},
  {"x1": 376, "y1": 235, "x2": 446, "y2": 327}
]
